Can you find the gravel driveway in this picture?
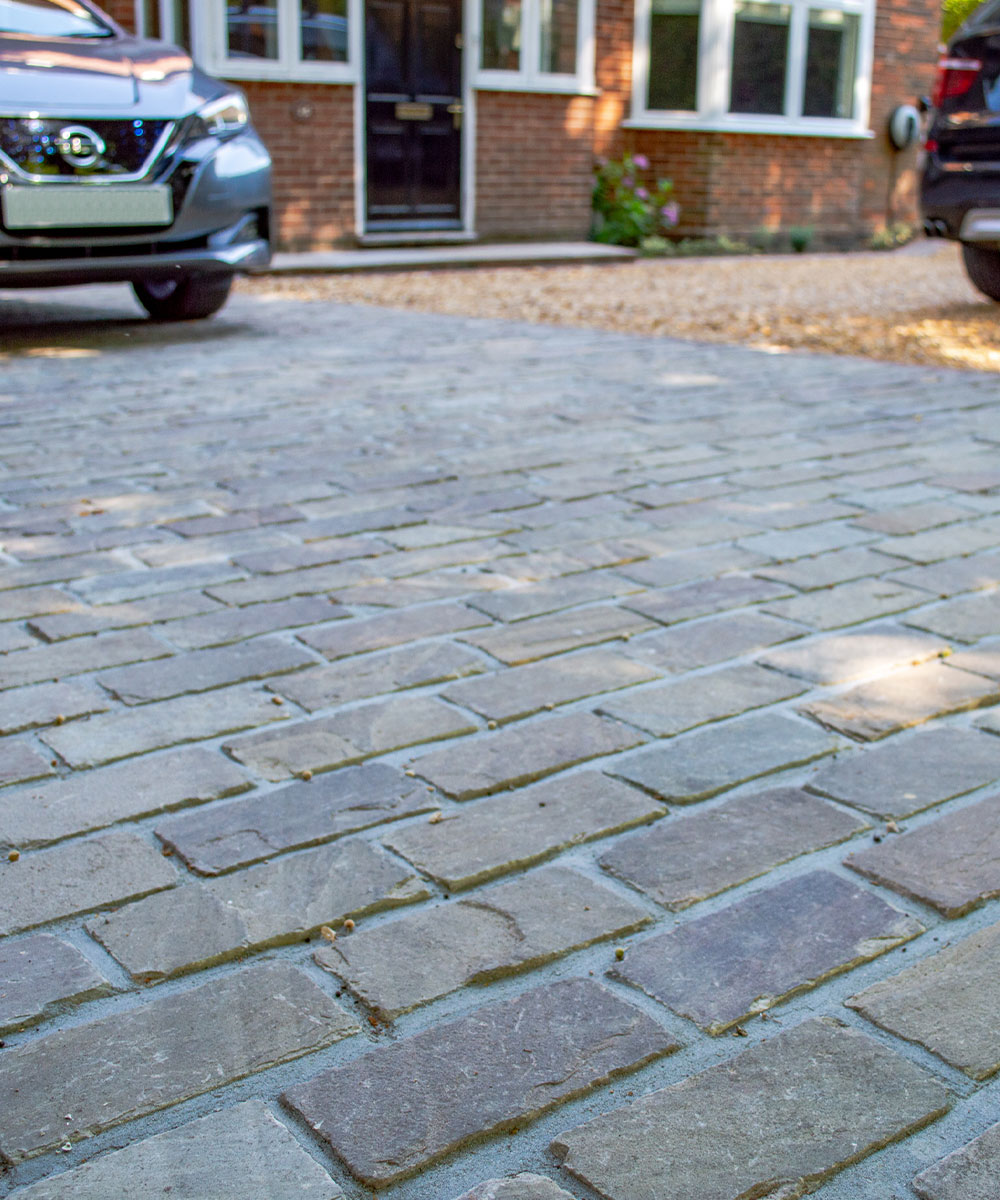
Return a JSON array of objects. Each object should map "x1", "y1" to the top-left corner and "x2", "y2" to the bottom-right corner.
[{"x1": 240, "y1": 241, "x2": 1000, "y2": 372}]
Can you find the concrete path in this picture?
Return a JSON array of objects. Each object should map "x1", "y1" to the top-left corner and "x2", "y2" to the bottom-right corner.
[{"x1": 0, "y1": 282, "x2": 998, "y2": 1200}]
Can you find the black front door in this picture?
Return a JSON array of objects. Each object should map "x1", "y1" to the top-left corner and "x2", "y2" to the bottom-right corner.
[{"x1": 365, "y1": 0, "x2": 463, "y2": 228}]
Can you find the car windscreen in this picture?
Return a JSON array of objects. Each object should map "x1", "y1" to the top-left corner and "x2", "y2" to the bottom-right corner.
[{"x1": 0, "y1": 0, "x2": 113, "y2": 37}]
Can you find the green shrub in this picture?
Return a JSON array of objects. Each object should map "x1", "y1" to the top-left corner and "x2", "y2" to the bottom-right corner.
[
  {"x1": 592, "y1": 154, "x2": 679, "y2": 247},
  {"x1": 788, "y1": 225, "x2": 814, "y2": 253}
]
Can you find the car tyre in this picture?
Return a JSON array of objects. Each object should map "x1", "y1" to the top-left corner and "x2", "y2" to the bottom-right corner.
[
  {"x1": 132, "y1": 272, "x2": 234, "y2": 320},
  {"x1": 961, "y1": 243, "x2": 1000, "y2": 303}
]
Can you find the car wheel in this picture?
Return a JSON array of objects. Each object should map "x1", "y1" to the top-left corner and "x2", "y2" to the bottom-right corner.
[
  {"x1": 961, "y1": 244, "x2": 1000, "y2": 303},
  {"x1": 132, "y1": 273, "x2": 234, "y2": 321}
]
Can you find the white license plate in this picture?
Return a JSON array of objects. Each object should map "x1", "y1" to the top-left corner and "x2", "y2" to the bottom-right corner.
[{"x1": 1, "y1": 184, "x2": 173, "y2": 230}]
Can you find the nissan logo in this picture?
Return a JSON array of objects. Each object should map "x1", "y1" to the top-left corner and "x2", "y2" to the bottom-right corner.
[{"x1": 55, "y1": 125, "x2": 106, "y2": 169}]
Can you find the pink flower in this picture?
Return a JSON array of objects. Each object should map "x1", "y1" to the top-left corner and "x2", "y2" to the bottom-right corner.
[
  {"x1": 636, "y1": 186, "x2": 649, "y2": 200},
  {"x1": 622, "y1": 176, "x2": 634, "y2": 188},
  {"x1": 661, "y1": 203, "x2": 680, "y2": 225},
  {"x1": 632, "y1": 153, "x2": 650, "y2": 169}
]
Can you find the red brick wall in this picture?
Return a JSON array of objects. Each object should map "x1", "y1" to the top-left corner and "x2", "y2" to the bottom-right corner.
[
  {"x1": 474, "y1": 91, "x2": 596, "y2": 239},
  {"x1": 101, "y1": 0, "x2": 136, "y2": 31}
]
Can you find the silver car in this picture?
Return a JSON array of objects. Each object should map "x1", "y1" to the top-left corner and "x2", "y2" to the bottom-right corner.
[{"x1": 0, "y1": 0, "x2": 271, "y2": 319}]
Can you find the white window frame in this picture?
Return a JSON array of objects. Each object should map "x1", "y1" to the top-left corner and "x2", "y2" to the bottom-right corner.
[
  {"x1": 471, "y1": 0, "x2": 597, "y2": 94},
  {"x1": 628, "y1": 0, "x2": 875, "y2": 137},
  {"x1": 172, "y1": 1, "x2": 363, "y2": 84}
]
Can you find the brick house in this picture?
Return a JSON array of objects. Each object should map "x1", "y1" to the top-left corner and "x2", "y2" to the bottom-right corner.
[{"x1": 103, "y1": 0, "x2": 939, "y2": 249}]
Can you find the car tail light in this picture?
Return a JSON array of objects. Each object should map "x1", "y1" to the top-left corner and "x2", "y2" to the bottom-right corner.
[{"x1": 931, "y1": 57, "x2": 983, "y2": 107}]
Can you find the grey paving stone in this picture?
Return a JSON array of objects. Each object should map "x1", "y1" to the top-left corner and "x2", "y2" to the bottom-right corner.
[
  {"x1": 847, "y1": 920, "x2": 1000, "y2": 1080},
  {"x1": 800, "y1": 660, "x2": 1000, "y2": 741},
  {"x1": 451, "y1": 1175, "x2": 575, "y2": 1200},
  {"x1": 0, "y1": 746, "x2": 250, "y2": 849},
  {"x1": 0, "y1": 625, "x2": 36, "y2": 653},
  {"x1": 384, "y1": 770, "x2": 665, "y2": 890},
  {"x1": 0, "y1": 741, "x2": 55, "y2": 788},
  {"x1": 845, "y1": 792, "x2": 1000, "y2": 916},
  {"x1": 443, "y1": 649, "x2": 658, "y2": 724},
  {"x1": 598, "y1": 662, "x2": 806, "y2": 737},
  {"x1": 2, "y1": 629, "x2": 172, "y2": 689},
  {"x1": 0, "y1": 587, "x2": 78, "y2": 622},
  {"x1": 600, "y1": 787, "x2": 865, "y2": 909},
  {"x1": 411, "y1": 712, "x2": 644, "y2": 800},
  {"x1": 273, "y1": 640, "x2": 485, "y2": 711},
  {"x1": 224, "y1": 694, "x2": 475, "y2": 782},
  {"x1": 97, "y1": 638, "x2": 316, "y2": 705},
  {"x1": 762, "y1": 578, "x2": 928, "y2": 630},
  {"x1": 40, "y1": 685, "x2": 290, "y2": 768},
  {"x1": 912, "y1": 1120, "x2": 1000, "y2": 1200},
  {"x1": 168, "y1": 504, "x2": 304, "y2": 536},
  {"x1": 876, "y1": 524, "x2": 1000, "y2": 565},
  {"x1": 0, "y1": 553, "x2": 124, "y2": 590},
  {"x1": 206, "y1": 561, "x2": 369, "y2": 606},
  {"x1": 460, "y1": 605, "x2": 653, "y2": 666},
  {"x1": 0, "y1": 832, "x2": 177, "y2": 937},
  {"x1": 71, "y1": 562, "x2": 245, "y2": 605},
  {"x1": 283, "y1": 977, "x2": 678, "y2": 1187},
  {"x1": 234, "y1": 534, "x2": 388, "y2": 574},
  {"x1": 163, "y1": 595, "x2": 346, "y2": 650},
  {"x1": 0, "y1": 963, "x2": 356, "y2": 1162},
  {"x1": 755, "y1": 546, "x2": 900, "y2": 590},
  {"x1": 467, "y1": 571, "x2": 640, "y2": 622},
  {"x1": 738, "y1": 520, "x2": 875, "y2": 561},
  {"x1": 617, "y1": 544, "x2": 765, "y2": 588},
  {"x1": 851, "y1": 501, "x2": 974, "y2": 536},
  {"x1": 87, "y1": 839, "x2": 428, "y2": 980},
  {"x1": 157, "y1": 761, "x2": 432, "y2": 874},
  {"x1": 5, "y1": 1100, "x2": 345, "y2": 1199},
  {"x1": 622, "y1": 610, "x2": 804, "y2": 673},
  {"x1": 317, "y1": 864, "x2": 651, "y2": 1017},
  {"x1": 612, "y1": 712, "x2": 841, "y2": 803},
  {"x1": 807, "y1": 726, "x2": 1000, "y2": 818},
  {"x1": 759, "y1": 622, "x2": 950, "y2": 684},
  {"x1": 0, "y1": 680, "x2": 111, "y2": 734},
  {"x1": 613, "y1": 870, "x2": 920, "y2": 1032},
  {"x1": 27, "y1": 590, "x2": 224, "y2": 642},
  {"x1": 945, "y1": 638, "x2": 1000, "y2": 681},
  {"x1": 904, "y1": 590, "x2": 1000, "y2": 643},
  {"x1": 623, "y1": 575, "x2": 790, "y2": 627},
  {"x1": 887, "y1": 551, "x2": 1000, "y2": 598},
  {"x1": 300, "y1": 601, "x2": 491, "y2": 659},
  {"x1": 551, "y1": 1017, "x2": 951, "y2": 1200},
  {"x1": 0, "y1": 934, "x2": 111, "y2": 1034}
]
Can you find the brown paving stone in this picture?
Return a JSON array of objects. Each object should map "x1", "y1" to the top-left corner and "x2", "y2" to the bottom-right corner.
[
  {"x1": 0, "y1": 934, "x2": 111, "y2": 1034},
  {"x1": 300, "y1": 601, "x2": 491, "y2": 659},
  {"x1": 622, "y1": 575, "x2": 790, "y2": 626},
  {"x1": 460, "y1": 605, "x2": 653, "y2": 666},
  {"x1": 913, "y1": 1121, "x2": 1000, "y2": 1200},
  {"x1": 164, "y1": 595, "x2": 346, "y2": 650},
  {"x1": 799, "y1": 660, "x2": 1000, "y2": 741},
  {"x1": 759, "y1": 623, "x2": 949, "y2": 684},
  {"x1": 283, "y1": 977, "x2": 678, "y2": 1187},
  {"x1": 410, "y1": 712, "x2": 645, "y2": 800},
  {"x1": 234, "y1": 535, "x2": 388, "y2": 574},
  {"x1": 26, "y1": 590, "x2": 224, "y2": 642},
  {"x1": 551, "y1": 1018, "x2": 950, "y2": 1200},
  {"x1": 622, "y1": 610, "x2": 804, "y2": 673},
  {"x1": 600, "y1": 787, "x2": 865, "y2": 909},
  {"x1": 0, "y1": 963, "x2": 356, "y2": 1162},
  {"x1": 613, "y1": 870, "x2": 921, "y2": 1032},
  {"x1": 845, "y1": 792, "x2": 1000, "y2": 916},
  {"x1": 852, "y1": 502, "x2": 974, "y2": 536},
  {"x1": 0, "y1": 740, "x2": 55, "y2": 788},
  {"x1": 0, "y1": 587, "x2": 78, "y2": 622},
  {"x1": 2, "y1": 629, "x2": 172, "y2": 689},
  {"x1": 0, "y1": 680, "x2": 110, "y2": 734},
  {"x1": 848, "y1": 920, "x2": 1000, "y2": 1080}
]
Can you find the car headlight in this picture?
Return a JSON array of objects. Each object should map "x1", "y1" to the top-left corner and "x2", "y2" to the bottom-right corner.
[{"x1": 179, "y1": 92, "x2": 250, "y2": 146}]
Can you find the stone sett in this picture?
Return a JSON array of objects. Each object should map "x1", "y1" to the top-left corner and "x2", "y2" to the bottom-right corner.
[
  {"x1": 0, "y1": 680, "x2": 110, "y2": 734},
  {"x1": 759, "y1": 622, "x2": 949, "y2": 684},
  {"x1": 888, "y1": 551, "x2": 1000, "y2": 597},
  {"x1": 622, "y1": 610, "x2": 804, "y2": 673},
  {"x1": 283, "y1": 977, "x2": 678, "y2": 1187},
  {"x1": 451, "y1": 1175, "x2": 575, "y2": 1200},
  {"x1": 600, "y1": 787, "x2": 865, "y2": 909},
  {"x1": 460, "y1": 604, "x2": 653, "y2": 666},
  {"x1": 848, "y1": 919, "x2": 1000, "y2": 1079},
  {"x1": 622, "y1": 575, "x2": 790, "y2": 626},
  {"x1": 0, "y1": 741, "x2": 54, "y2": 788},
  {"x1": 384, "y1": 769, "x2": 665, "y2": 891},
  {"x1": 551, "y1": 1018, "x2": 950, "y2": 1200},
  {"x1": 617, "y1": 544, "x2": 764, "y2": 588},
  {"x1": 912, "y1": 1120, "x2": 1000, "y2": 1200},
  {"x1": 763, "y1": 577, "x2": 928, "y2": 631},
  {"x1": 905, "y1": 590, "x2": 1000, "y2": 643},
  {"x1": 613, "y1": 869, "x2": 921, "y2": 1032},
  {"x1": 317, "y1": 864, "x2": 651, "y2": 1017},
  {"x1": 0, "y1": 934, "x2": 111, "y2": 1034},
  {"x1": 411, "y1": 711, "x2": 645, "y2": 800},
  {"x1": 2, "y1": 629, "x2": 172, "y2": 690},
  {"x1": 467, "y1": 571, "x2": 640, "y2": 622},
  {"x1": 754, "y1": 546, "x2": 903, "y2": 590},
  {"x1": 26, "y1": 590, "x2": 224, "y2": 642},
  {"x1": 163, "y1": 594, "x2": 345, "y2": 650},
  {"x1": 0, "y1": 963, "x2": 356, "y2": 1162},
  {"x1": 71, "y1": 562, "x2": 245, "y2": 606}
]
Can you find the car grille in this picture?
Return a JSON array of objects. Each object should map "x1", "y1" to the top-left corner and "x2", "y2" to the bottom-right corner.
[{"x1": 0, "y1": 118, "x2": 170, "y2": 179}]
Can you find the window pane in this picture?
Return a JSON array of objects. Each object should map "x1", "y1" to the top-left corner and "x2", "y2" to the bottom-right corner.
[
  {"x1": 539, "y1": 0, "x2": 578, "y2": 74},
  {"x1": 729, "y1": 1, "x2": 789, "y2": 115},
  {"x1": 142, "y1": 0, "x2": 161, "y2": 38},
  {"x1": 301, "y1": 0, "x2": 348, "y2": 61},
  {"x1": 648, "y1": 0, "x2": 699, "y2": 111},
  {"x1": 227, "y1": 2, "x2": 279, "y2": 60},
  {"x1": 803, "y1": 9, "x2": 859, "y2": 117},
  {"x1": 482, "y1": 0, "x2": 521, "y2": 69}
]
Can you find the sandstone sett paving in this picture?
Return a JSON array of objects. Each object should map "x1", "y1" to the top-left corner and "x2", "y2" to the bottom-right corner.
[
  {"x1": 0, "y1": 679, "x2": 110, "y2": 734},
  {"x1": 616, "y1": 543, "x2": 765, "y2": 589},
  {"x1": 905, "y1": 589, "x2": 1000, "y2": 643},
  {"x1": 1, "y1": 628, "x2": 172, "y2": 690},
  {"x1": 283, "y1": 977, "x2": 678, "y2": 1187},
  {"x1": 0, "y1": 832, "x2": 176, "y2": 937},
  {"x1": 0, "y1": 963, "x2": 356, "y2": 1162},
  {"x1": 156, "y1": 759, "x2": 432, "y2": 873},
  {"x1": 299, "y1": 600, "x2": 491, "y2": 658},
  {"x1": 848, "y1": 919, "x2": 1000, "y2": 1079},
  {"x1": 383, "y1": 770, "x2": 665, "y2": 890},
  {"x1": 410, "y1": 711, "x2": 645, "y2": 799},
  {"x1": 5, "y1": 1101, "x2": 346, "y2": 1199},
  {"x1": 621, "y1": 609, "x2": 804, "y2": 673},
  {"x1": 912, "y1": 1120, "x2": 1000, "y2": 1200},
  {"x1": 0, "y1": 933, "x2": 111, "y2": 1034},
  {"x1": 552, "y1": 1018, "x2": 951, "y2": 1200},
  {"x1": 87, "y1": 838, "x2": 428, "y2": 980},
  {"x1": 622, "y1": 574, "x2": 790, "y2": 626},
  {"x1": 162, "y1": 593, "x2": 344, "y2": 649},
  {"x1": 754, "y1": 545, "x2": 903, "y2": 591},
  {"x1": 26, "y1": 589, "x2": 225, "y2": 642},
  {"x1": 460, "y1": 604, "x2": 653, "y2": 665},
  {"x1": 70, "y1": 562, "x2": 245, "y2": 606},
  {"x1": 888, "y1": 550, "x2": 1000, "y2": 598},
  {"x1": 0, "y1": 740, "x2": 55, "y2": 788},
  {"x1": 599, "y1": 786, "x2": 865, "y2": 909},
  {"x1": 758, "y1": 622, "x2": 949, "y2": 684},
  {"x1": 613, "y1": 869, "x2": 921, "y2": 1032},
  {"x1": 762, "y1": 577, "x2": 929, "y2": 630},
  {"x1": 452, "y1": 1175, "x2": 575, "y2": 1200},
  {"x1": 467, "y1": 570, "x2": 641, "y2": 622},
  {"x1": 845, "y1": 792, "x2": 1000, "y2": 916}
]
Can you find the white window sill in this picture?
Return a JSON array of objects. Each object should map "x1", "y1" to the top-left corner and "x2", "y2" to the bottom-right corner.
[
  {"x1": 209, "y1": 61, "x2": 359, "y2": 85},
  {"x1": 624, "y1": 115, "x2": 874, "y2": 139},
  {"x1": 474, "y1": 72, "x2": 598, "y2": 96}
]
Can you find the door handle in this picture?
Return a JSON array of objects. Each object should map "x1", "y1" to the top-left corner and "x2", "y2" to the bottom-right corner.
[{"x1": 447, "y1": 103, "x2": 464, "y2": 130}]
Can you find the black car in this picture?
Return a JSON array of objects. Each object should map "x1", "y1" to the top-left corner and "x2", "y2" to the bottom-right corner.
[
  {"x1": 921, "y1": 0, "x2": 1000, "y2": 301},
  {"x1": 0, "y1": 0, "x2": 272, "y2": 319}
]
